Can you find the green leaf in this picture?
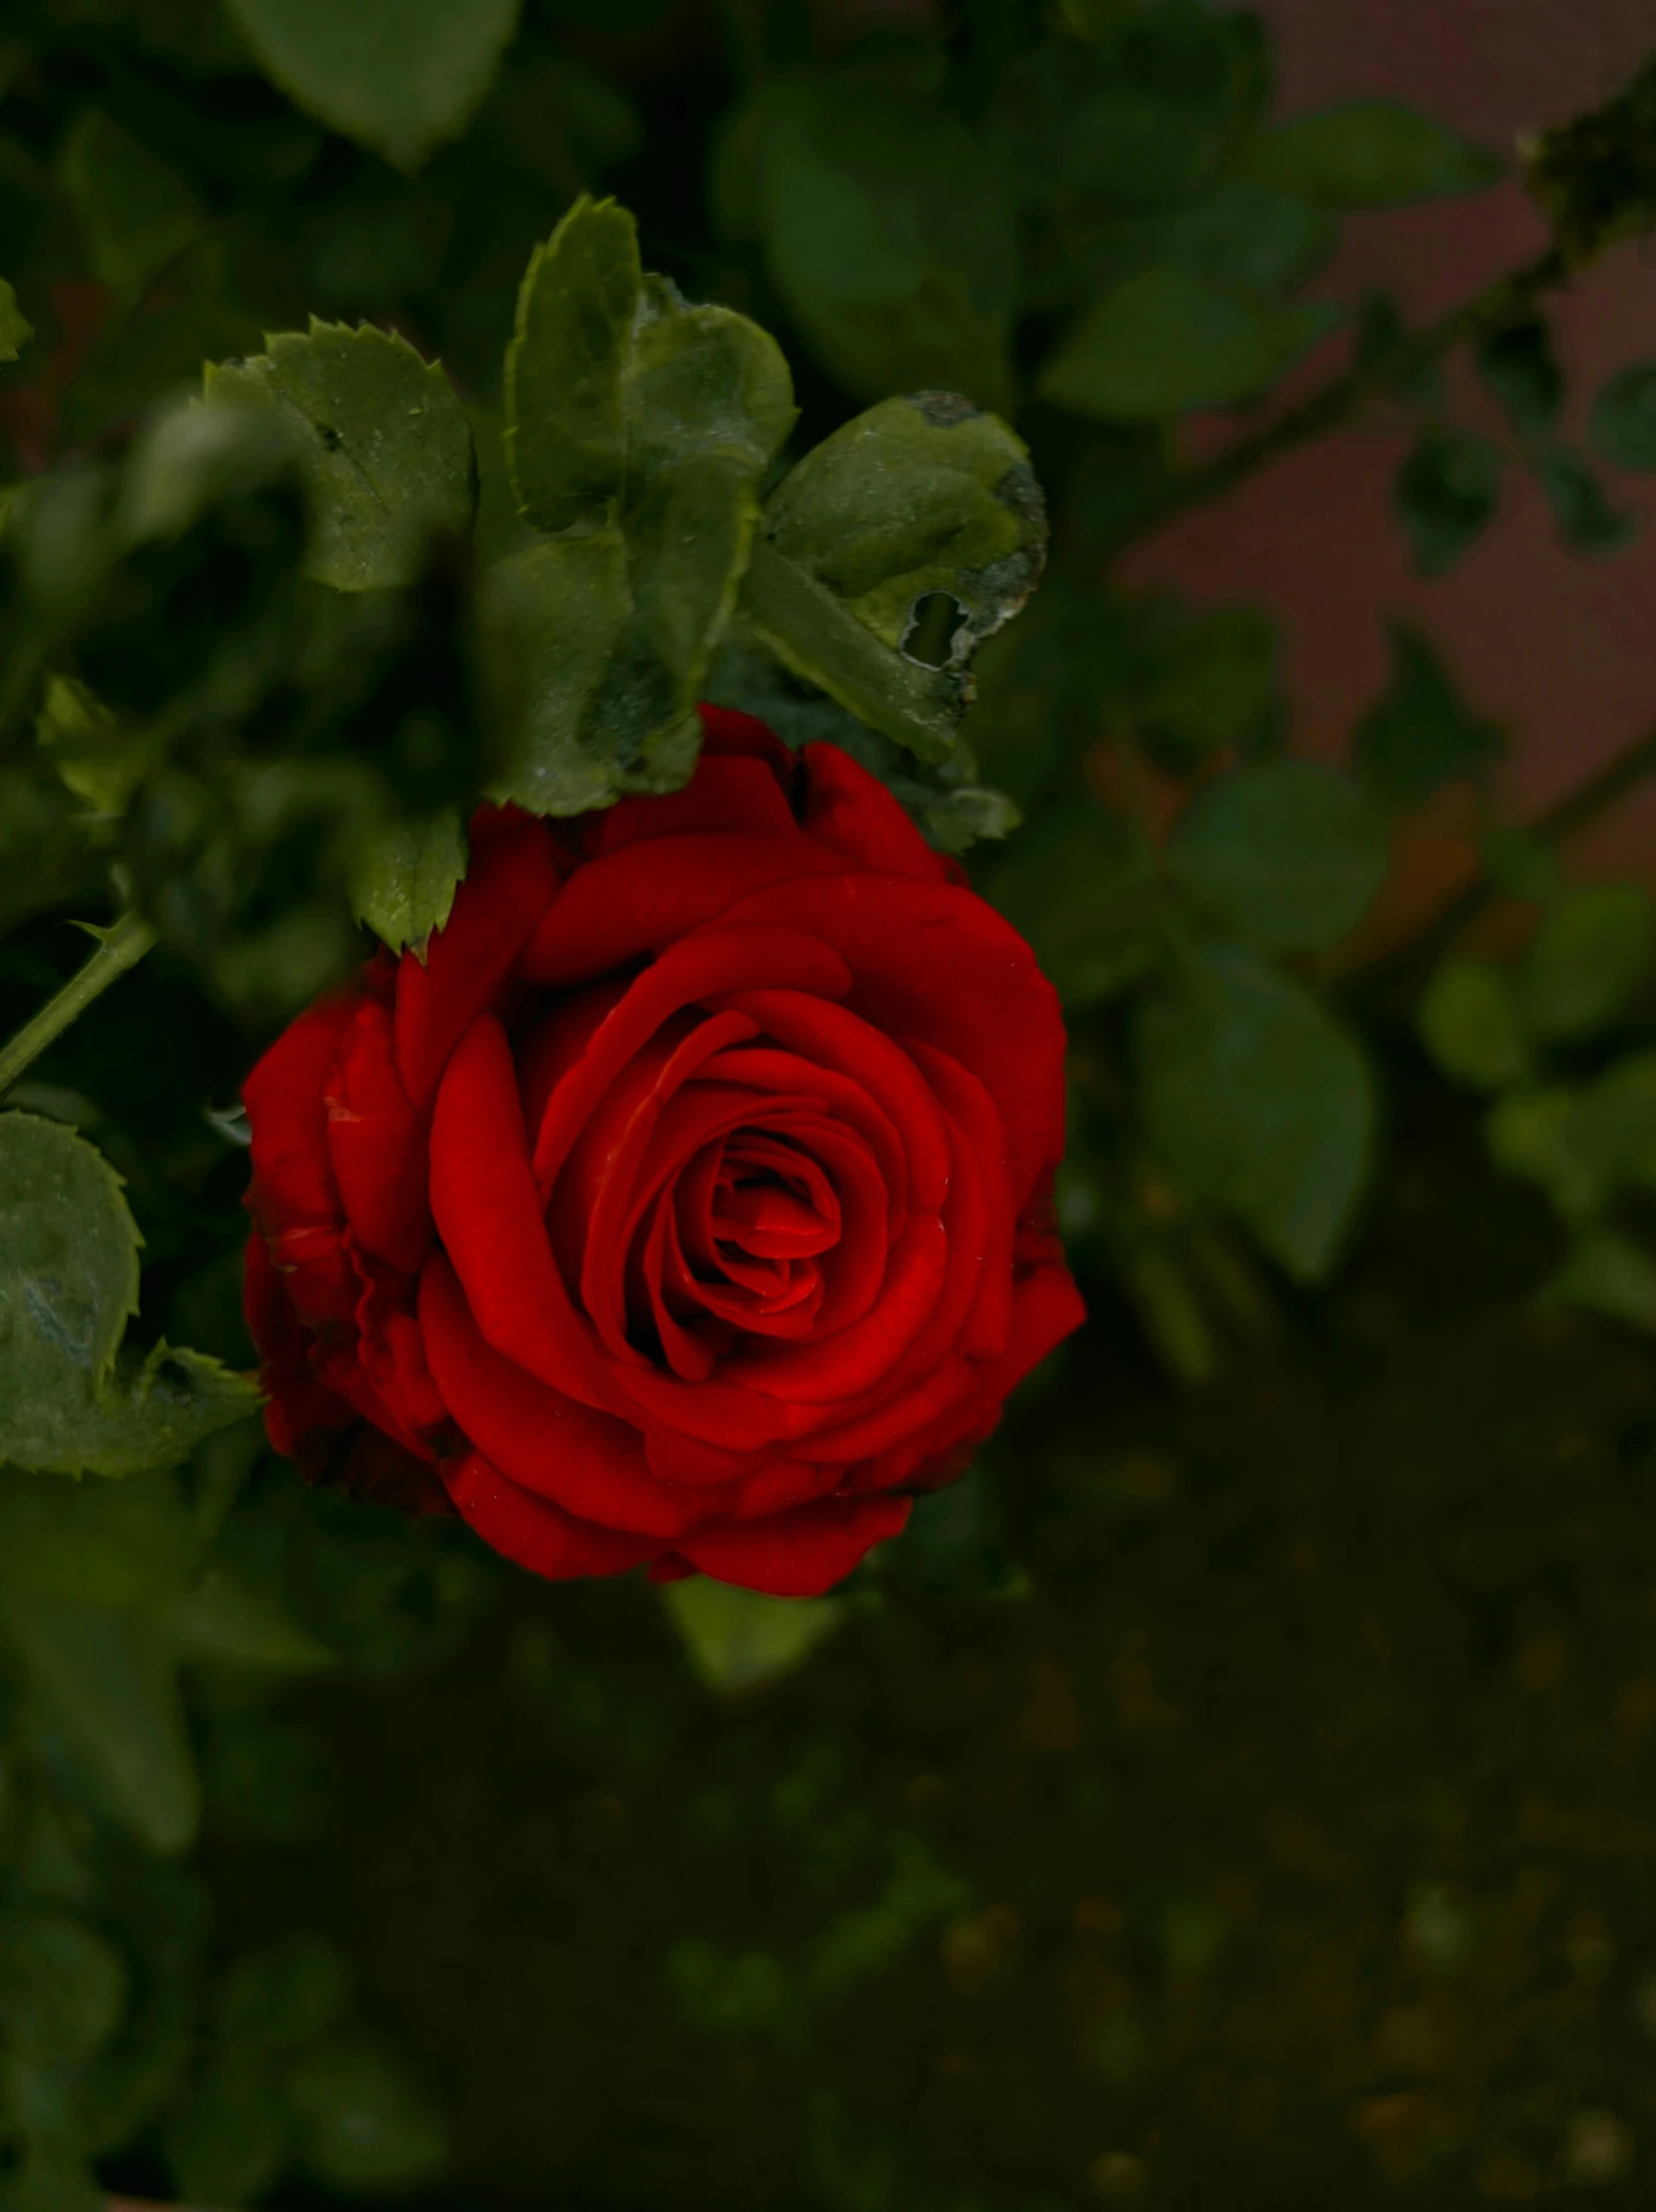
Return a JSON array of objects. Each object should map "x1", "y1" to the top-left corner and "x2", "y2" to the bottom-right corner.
[
  {"x1": 1023, "y1": 3, "x2": 1260, "y2": 217},
  {"x1": 1480, "y1": 824, "x2": 1561, "y2": 904},
  {"x1": 662, "y1": 1579, "x2": 848, "y2": 1694},
  {"x1": 1476, "y1": 319, "x2": 1563, "y2": 436},
  {"x1": 1097, "y1": 182, "x2": 1339, "y2": 303},
  {"x1": 219, "y1": 1936, "x2": 350, "y2": 2051},
  {"x1": 1396, "y1": 429, "x2": 1503, "y2": 575},
  {"x1": 286, "y1": 2040, "x2": 448, "y2": 2190},
  {"x1": 0, "y1": 1108, "x2": 139, "y2": 1403},
  {"x1": 221, "y1": 0, "x2": 521, "y2": 170},
  {"x1": 0, "y1": 1119, "x2": 244, "y2": 1476},
  {"x1": 206, "y1": 320, "x2": 476, "y2": 591},
  {"x1": 486, "y1": 528, "x2": 694, "y2": 813},
  {"x1": 1418, "y1": 961, "x2": 1529, "y2": 1090},
  {"x1": 1486, "y1": 1059, "x2": 1656, "y2": 1226},
  {"x1": 1487, "y1": 1087, "x2": 1607, "y2": 1223},
  {"x1": 1579, "y1": 1053, "x2": 1656, "y2": 1195},
  {"x1": 1353, "y1": 623, "x2": 1506, "y2": 807},
  {"x1": 5, "y1": 1603, "x2": 199, "y2": 1852},
  {"x1": 988, "y1": 801, "x2": 1162, "y2": 1006},
  {"x1": 1544, "y1": 1230, "x2": 1656, "y2": 1332},
  {"x1": 1168, "y1": 759, "x2": 1390, "y2": 952},
  {"x1": 496, "y1": 199, "x2": 796, "y2": 812},
  {"x1": 58, "y1": 111, "x2": 205, "y2": 304},
  {"x1": 0, "y1": 1911, "x2": 126, "y2": 2063},
  {"x1": 1136, "y1": 945, "x2": 1376, "y2": 1280},
  {"x1": 1531, "y1": 443, "x2": 1639, "y2": 555},
  {"x1": 349, "y1": 807, "x2": 467, "y2": 955},
  {"x1": 748, "y1": 73, "x2": 1015, "y2": 409},
  {"x1": 0, "y1": 2143, "x2": 103, "y2": 2212},
  {"x1": 1041, "y1": 265, "x2": 1338, "y2": 422},
  {"x1": 156, "y1": 1569, "x2": 337, "y2": 1672},
  {"x1": 1518, "y1": 882, "x2": 1653, "y2": 1042},
  {"x1": 742, "y1": 393, "x2": 1046, "y2": 764},
  {"x1": 1131, "y1": 600, "x2": 1283, "y2": 771},
  {"x1": 1238, "y1": 101, "x2": 1503, "y2": 208},
  {"x1": 1590, "y1": 362, "x2": 1656, "y2": 473},
  {"x1": 505, "y1": 196, "x2": 639, "y2": 535},
  {"x1": 165, "y1": 2051, "x2": 289, "y2": 2210},
  {"x1": 0, "y1": 277, "x2": 33, "y2": 363},
  {"x1": 0, "y1": 1467, "x2": 199, "y2": 1609}
]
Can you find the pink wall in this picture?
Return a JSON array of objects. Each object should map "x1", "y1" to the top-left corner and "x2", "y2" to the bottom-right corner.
[{"x1": 1124, "y1": 1, "x2": 1656, "y2": 889}]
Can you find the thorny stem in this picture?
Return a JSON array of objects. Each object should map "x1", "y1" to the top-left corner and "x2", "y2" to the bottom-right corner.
[{"x1": 0, "y1": 909, "x2": 157, "y2": 1099}]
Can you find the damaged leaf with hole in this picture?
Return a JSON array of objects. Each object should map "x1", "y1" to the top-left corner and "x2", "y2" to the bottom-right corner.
[{"x1": 739, "y1": 391, "x2": 1047, "y2": 763}]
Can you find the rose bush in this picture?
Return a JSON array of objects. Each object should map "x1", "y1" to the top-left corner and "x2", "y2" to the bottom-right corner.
[{"x1": 241, "y1": 708, "x2": 1082, "y2": 1596}]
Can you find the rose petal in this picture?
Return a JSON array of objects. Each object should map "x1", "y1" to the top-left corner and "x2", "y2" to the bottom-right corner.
[
  {"x1": 726, "y1": 1211, "x2": 949, "y2": 1403},
  {"x1": 242, "y1": 1230, "x2": 354, "y2": 1459},
  {"x1": 324, "y1": 994, "x2": 432, "y2": 1274},
  {"x1": 695, "y1": 1041, "x2": 909, "y2": 1230},
  {"x1": 906, "y1": 1039, "x2": 1015, "y2": 1359},
  {"x1": 566, "y1": 1012, "x2": 760, "y2": 1359},
  {"x1": 844, "y1": 1259, "x2": 1085, "y2": 1493},
  {"x1": 696, "y1": 702, "x2": 799, "y2": 783},
  {"x1": 419, "y1": 1255, "x2": 722, "y2": 1539},
  {"x1": 705, "y1": 990, "x2": 949, "y2": 1221},
  {"x1": 798, "y1": 740, "x2": 949, "y2": 882},
  {"x1": 429, "y1": 1012, "x2": 623, "y2": 1415},
  {"x1": 517, "y1": 832, "x2": 846, "y2": 989},
  {"x1": 395, "y1": 804, "x2": 560, "y2": 1111},
  {"x1": 676, "y1": 1492, "x2": 912, "y2": 1597},
  {"x1": 443, "y1": 1451, "x2": 660, "y2": 1580},
  {"x1": 530, "y1": 927, "x2": 852, "y2": 1195},
  {"x1": 517, "y1": 977, "x2": 632, "y2": 1136},
  {"x1": 716, "y1": 873, "x2": 1067, "y2": 1214},
  {"x1": 583, "y1": 756, "x2": 800, "y2": 855},
  {"x1": 244, "y1": 984, "x2": 357, "y2": 1235}
]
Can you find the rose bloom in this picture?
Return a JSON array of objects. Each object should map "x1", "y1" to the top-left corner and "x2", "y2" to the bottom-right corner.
[{"x1": 241, "y1": 708, "x2": 1082, "y2": 1597}]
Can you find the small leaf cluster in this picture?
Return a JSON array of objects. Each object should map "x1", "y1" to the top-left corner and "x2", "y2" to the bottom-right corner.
[{"x1": 1420, "y1": 880, "x2": 1656, "y2": 1334}]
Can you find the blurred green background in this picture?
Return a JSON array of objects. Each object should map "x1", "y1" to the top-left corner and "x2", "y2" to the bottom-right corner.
[{"x1": 7, "y1": 2, "x2": 1656, "y2": 2206}]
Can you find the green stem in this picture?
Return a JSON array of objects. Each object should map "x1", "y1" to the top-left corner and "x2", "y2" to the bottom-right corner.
[
  {"x1": 1126, "y1": 246, "x2": 1568, "y2": 545},
  {"x1": 1353, "y1": 718, "x2": 1656, "y2": 1015},
  {"x1": 0, "y1": 910, "x2": 157, "y2": 1099},
  {"x1": 1536, "y1": 723, "x2": 1656, "y2": 848}
]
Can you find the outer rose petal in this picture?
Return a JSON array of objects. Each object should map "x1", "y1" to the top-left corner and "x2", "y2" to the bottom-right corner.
[
  {"x1": 442, "y1": 1452, "x2": 660, "y2": 1579},
  {"x1": 418, "y1": 1254, "x2": 724, "y2": 1540},
  {"x1": 243, "y1": 1234, "x2": 451, "y2": 1517},
  {"x1": 798, "y1": 740, "x2": 949, "y2": 882},
  {"x1": 583, "y1": 753, "x2": 799, "y2": 852},
  {"x1": 244, "y1": 987, "x2": 357, "y2": 1237},
  {"x1": 395, "y1": 805, "x2": 560, "y2": 1111},
  {"x1": 847, "y1": 1259, "x2": 1085, "y2": 1494},
  {"x1": 429, "y1": 1012, "x2": 621, "y2": 1414},
  {"x1": 676, "y1": 1493, "x2": 913, "y2": 1597},
  {"x1": 324, "y1": 994, "x2": 431, "y2": 1274},
  {"x1": 242, "y1": 1230, "x2": 353, "y2": 1458},
  {"x1": 695, "y1": 702, "x2": 799, "y2": 782},
  {"x1": 516, "y1": 832, "x2": 846, "y2": 988}
]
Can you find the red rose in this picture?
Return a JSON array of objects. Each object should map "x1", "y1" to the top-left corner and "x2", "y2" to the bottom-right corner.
[{"x1": 241, "y1": 707, "x2": 1083, "y2": 1598}]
